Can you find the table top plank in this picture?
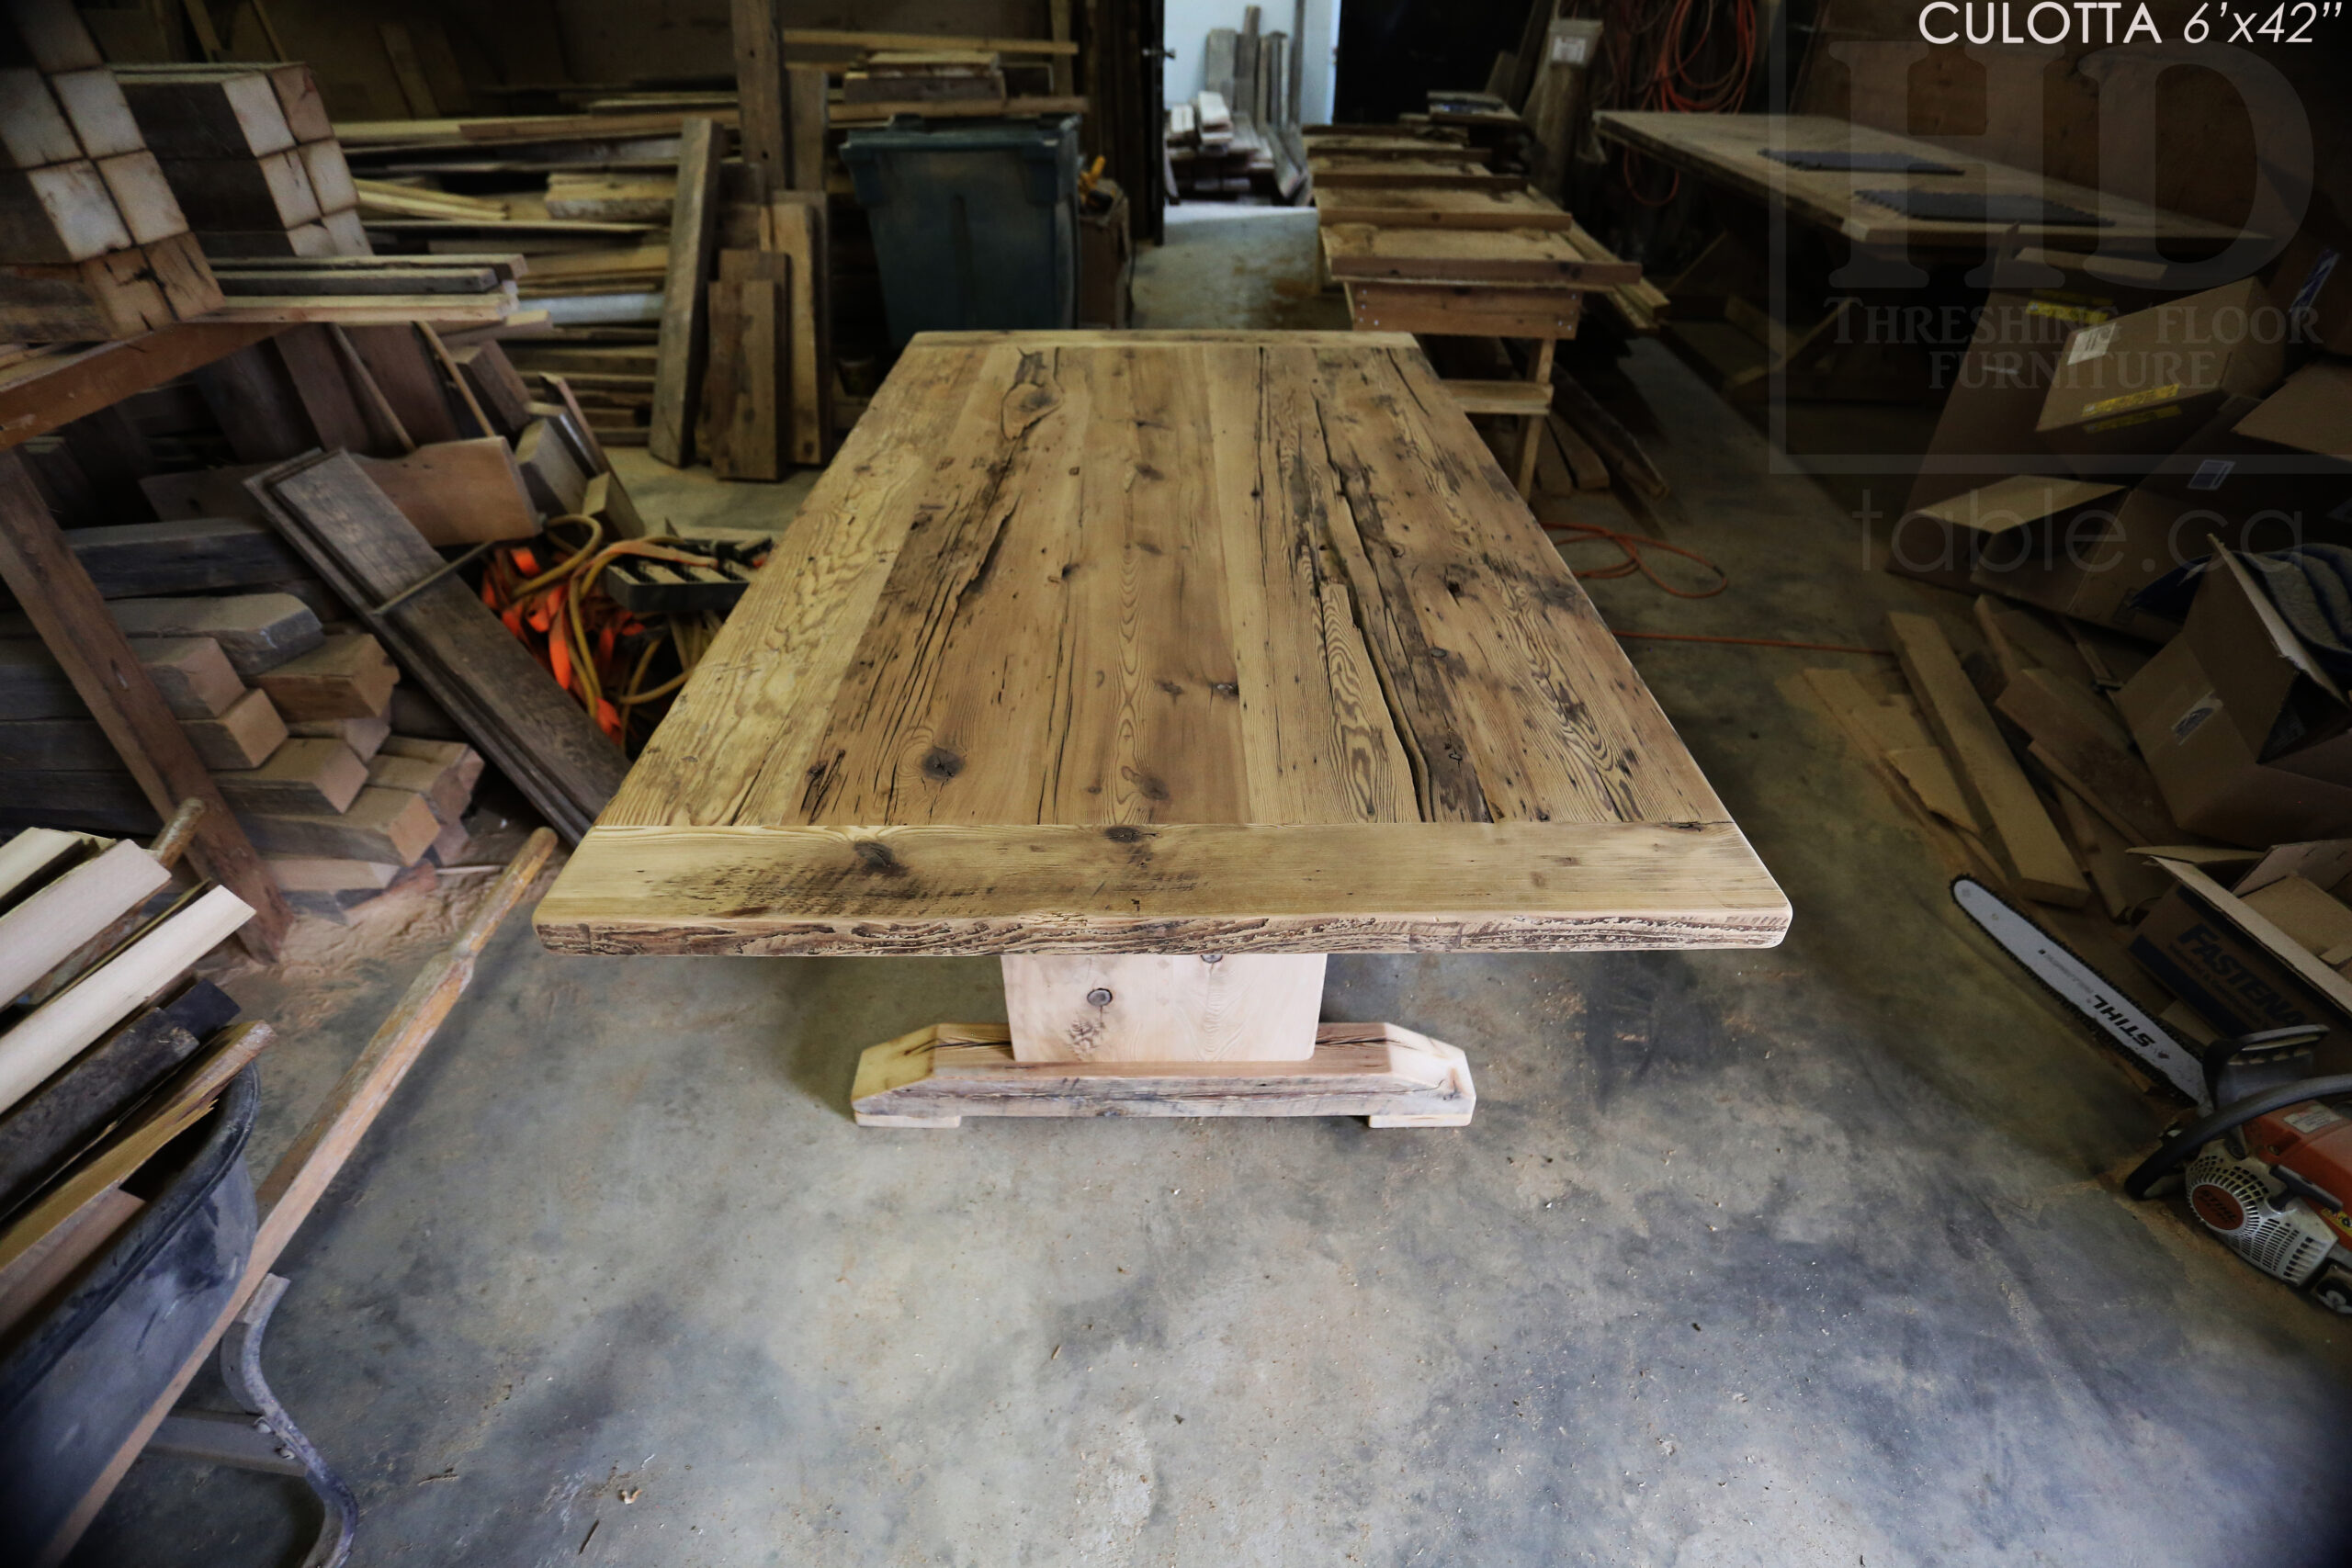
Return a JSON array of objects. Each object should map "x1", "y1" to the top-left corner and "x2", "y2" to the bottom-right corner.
[
  {"x1": 1316, "y1": 345, "x2": 1725, "y2": 826},
  {"x1": 546, "y1": 331, "x2": 1781, "y2": 953},
  {"x1": 1204, "y1": 344, "x2": 1418, "y2": 823},
  {"x1": 599, "y1": 338, "x2": 992, "y2": 829}
]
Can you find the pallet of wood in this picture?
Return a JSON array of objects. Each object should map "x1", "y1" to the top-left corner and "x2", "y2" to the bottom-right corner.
[{"x1": 0, "y1": 4, "x2": 222, "y2": 340}]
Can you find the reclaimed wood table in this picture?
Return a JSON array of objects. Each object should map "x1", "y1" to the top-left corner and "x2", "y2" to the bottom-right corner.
[
  {"x1": 1591, "y1": 112, "x2": 2247, "y2": 258},
  {"x1": 534, "y1": 330, "x2": 1788, "y2": 1127}
]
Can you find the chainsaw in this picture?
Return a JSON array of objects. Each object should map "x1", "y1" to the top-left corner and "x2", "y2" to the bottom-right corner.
[{"x1": 1955, "y1": 876, "x2": 2352, "y2": 1314}]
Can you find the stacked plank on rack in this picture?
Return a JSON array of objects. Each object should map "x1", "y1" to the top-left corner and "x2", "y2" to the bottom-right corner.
[
  {"x1": 1165, "y1": 11, "x2": 1304, "y2": 203},
  {"x1": 0, "y1": 564, "x2": 487, "y2": 919},
  {"x1": 114, "y1": 62, "x2": 368, "y2": 258},
  {"x1": 6, "y1": 317, "x2": 631, "y2": 898},
  {"x1": 0, "y1": 818, "x2": 271, "y2": 1353},
  {"x1": 0, "y1": 0, "x2": 221, "y2": 340}
]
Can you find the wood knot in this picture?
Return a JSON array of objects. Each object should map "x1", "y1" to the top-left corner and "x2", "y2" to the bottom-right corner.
[
  {"x1": 851, "y1": 840, "x2": 905, "y2": 875},
  {"x1": 920, "y1": 746, "x2": 964, "y2": 782},
  {"x1": 1104, "y1": 825, "x2": 1146, "y2": 844}
]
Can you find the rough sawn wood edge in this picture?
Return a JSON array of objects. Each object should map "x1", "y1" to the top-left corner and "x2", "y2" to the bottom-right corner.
[
  {"x1": 850, "y1": 1021, "x2": 1477, "y2": 1126},
  {"x1": 533, "y1": 820, "x2": 1791, "y2": 955}
]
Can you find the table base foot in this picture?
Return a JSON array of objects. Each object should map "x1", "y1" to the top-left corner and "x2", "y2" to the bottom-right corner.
[{"x1": 851, "y1": 1021, "x2": 1476, "y2": 1127}]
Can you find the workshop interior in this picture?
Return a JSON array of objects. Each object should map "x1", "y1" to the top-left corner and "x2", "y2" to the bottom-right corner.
[{"x1": 0, "y1": 0, "x2": 2348, "y2": 1562}]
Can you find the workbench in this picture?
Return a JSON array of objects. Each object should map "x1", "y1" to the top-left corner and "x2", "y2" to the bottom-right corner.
[
  {"x1": 536, "y1": 330, "x2": 1787, "y2": 1126},
  {"x1": 1591, "y1": 111, "x2": 2246, "y2": 258}
]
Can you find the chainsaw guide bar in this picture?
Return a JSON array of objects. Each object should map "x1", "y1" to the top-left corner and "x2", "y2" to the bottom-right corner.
[{"x1": 1951, "y1": 876, "x2": 2211, "y2": 1110}]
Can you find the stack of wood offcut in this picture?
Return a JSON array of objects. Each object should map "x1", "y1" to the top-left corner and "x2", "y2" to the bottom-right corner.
[
  {"x1": 115, "y1": 61, "x2": 367, "y2": 258},
  {"x1": 4, "y1": 319, "x2": 647, "y2": 910},
  {"x1": 0, "y1": 0, "x2": 220, "y2": 340},
  {"x1": 0, "y1": 816, "x2": 271, "y2": 1349}
]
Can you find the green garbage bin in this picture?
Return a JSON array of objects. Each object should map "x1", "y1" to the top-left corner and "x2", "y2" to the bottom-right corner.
[{"x1": 840, "y1": 115, "x2": 1081, "y2": 346}]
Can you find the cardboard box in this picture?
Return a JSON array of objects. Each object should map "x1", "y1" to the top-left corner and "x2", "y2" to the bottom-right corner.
[
  {"x1": 2132, "y1": 840, "x2": 2352, "y2": 1072},
  {"x1": 1905, "y1": 289, "x2": 2115, "y2": 519},
  {"x1": 1931, "y1": 474, "x2": 2202, "y2": 637},
  {"x1": 2234, "y1": 359, "x2": 2352, "y2": 468},
  {"x1": 2037, "y1": 279, "x2": 2289, "y2": 468},
  {"x1": 1890, "y1": 473, "x2": 2121, "y2": 593},
  {"x1": 2115, "y1": 547, "x2": 2352, "y2": 845}
]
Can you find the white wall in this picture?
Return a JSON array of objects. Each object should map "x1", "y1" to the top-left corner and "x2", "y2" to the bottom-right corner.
[{"x1": 1164, "y1": 0, "x2": 1337, "y2": 123}]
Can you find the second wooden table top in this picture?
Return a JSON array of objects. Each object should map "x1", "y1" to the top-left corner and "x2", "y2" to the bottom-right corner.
[{"x1": 537, "y1": 331, "x2": 1787, "y2": 955}]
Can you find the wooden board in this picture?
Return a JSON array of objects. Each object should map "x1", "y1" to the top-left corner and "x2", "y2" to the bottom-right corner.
[
  {"x1": 1591, "y1": 112, "x2": 2248, "y2": 255},
  {"x1": 0, "y1": 883, "x2": 251, "y2": 1119},
  {"x1": 249, "y1": 453, "x2": 627, "y2": 841},
  {"x1": 852, "y1": 1021, "x2": 1476, "y2": 1127},
  {"x1": 1308, "y1": 159, "x2": 1521, "y2": 192},
  {"x1": 1345, "y1": 281, "x2": 1584, "y2": 339},
  {"x1": 0, "y1": 838, "x2": 169, "y2": 1004},
  {"x1": 538, "y1": 333, "x2": 1782, "y2": 955},
  {"x1": 1321, "y1": 223, "x2": 1642, "y2": 286},
  {"x1": 1306, "y1": 136, "x2": 1490, "y2": 163},
  {"x1": 1884, "y1": 612, "x2": 2087, "y2": 907},
  {"x1": 648, "y1": 117, "x2": 723, "y2": 467}
]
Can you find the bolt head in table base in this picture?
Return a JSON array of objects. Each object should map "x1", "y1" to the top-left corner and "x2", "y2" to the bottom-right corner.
[{"x1": 849, "y1": 1020, "x2": 1476, "y2": 1128}]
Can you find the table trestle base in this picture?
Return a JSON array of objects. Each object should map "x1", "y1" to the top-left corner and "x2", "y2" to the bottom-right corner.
[{"x1": 851, "y1": 1021, "x2": 1476, "y2": 1128}]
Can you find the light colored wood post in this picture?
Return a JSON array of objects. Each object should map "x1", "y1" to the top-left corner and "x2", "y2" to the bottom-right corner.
[{"x1": 1003, "y1": 953, "x2": 1326, "y2": 1061}]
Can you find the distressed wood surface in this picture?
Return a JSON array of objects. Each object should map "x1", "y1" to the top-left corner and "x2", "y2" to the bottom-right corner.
[
  {"x1": 541, "y1": 333, "x2": 1781, "y2": 954},
  {"x1": 850, "y1": 1021, "x2": 1476, "y2": 1126}
]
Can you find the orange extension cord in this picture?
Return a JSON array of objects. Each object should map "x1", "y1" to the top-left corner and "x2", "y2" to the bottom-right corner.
[
  {"x1": 1545, "y1": 519, "x2": 1892, "y2": 658},
  {"x1": 479, "y1": 517, "x2": 766, "y2": 745}
]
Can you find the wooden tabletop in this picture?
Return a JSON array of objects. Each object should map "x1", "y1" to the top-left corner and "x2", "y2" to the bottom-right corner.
[
  {"x1": 1593, "y1": 112, "x2": 2248, "y2": 254},
  {"x1": 536, "y1": 331, "x2": 1787, "y2": 956},
  {"x1": 1319, "y1": 223, "x2": 1643, "y2": 286}
]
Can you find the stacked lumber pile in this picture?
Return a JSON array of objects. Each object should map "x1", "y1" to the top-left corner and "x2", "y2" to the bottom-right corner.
[
  {"x1": 114, "y1": 62, "x2": 367, "y2": 258},
  {"x1": 6, "y1": 317, "x2": 653, "y2": 897},
  {"x1": 0, "y1": 815, "x2": 271, "y2": 1352},
  {"x1": 0, "y1": 577, "x2": 485, "y2": 919},
  {"x1": 842, "y1": 51, "x2": 1006, "y2": 108},
  {"x1": 0, "y1": 0, "x2": 221, "y2": 340},
  {"x1": 1164, "y1": 10, "x2": 1302, "y2": 203}
]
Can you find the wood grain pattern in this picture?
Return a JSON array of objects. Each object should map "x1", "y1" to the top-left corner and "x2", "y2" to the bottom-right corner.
[
  {"x1": 537, "y1": 820, "x2": 1786, "y2": 954},
  {"x1": 548, "y1": 333, "x2": 1776, "y2": 954},
  {"x1": 851, "y1": 1021, "x2": 1475, "y2": 1126},
  {"x1": 1004, "y1": 953, "x2": 1326, "y2": 1062}
]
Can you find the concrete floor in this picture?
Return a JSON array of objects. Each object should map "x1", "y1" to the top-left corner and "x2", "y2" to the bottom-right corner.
[{"x1": 74, "y1": 214, "x2": 2352, "y2": 1567}]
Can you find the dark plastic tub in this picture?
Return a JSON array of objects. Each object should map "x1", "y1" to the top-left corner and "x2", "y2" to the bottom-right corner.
[
  {"x1": 841, "y1": 114, "x2": 1081, "y2": 344},
  {"x1": 0, "y1": 1068, "x2": 258, "y2": 1560}
]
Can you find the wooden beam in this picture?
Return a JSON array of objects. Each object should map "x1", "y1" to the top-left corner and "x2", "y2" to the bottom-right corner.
[
  {"x1": 0, "y1": 322, "x2": 285, "y2": 451},
  {"x1": 852, "y1": 1021, "x2": 1476, "y2": 1127},
  {"x1": 786, "y1": 62, "x2": 828, "y2": 194},
  {"x1": 648, "y1": 117, "x2": 724, "y2": 468},
  {"x1": 729, "y1": 0, "x2": 789, "y2": 191},
  {"x1": 769, "y1": 194, "x2": 830, "y2": 466},
  {"x1": 0, "y1": 454, "x2": 288, "y2": 957}
]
